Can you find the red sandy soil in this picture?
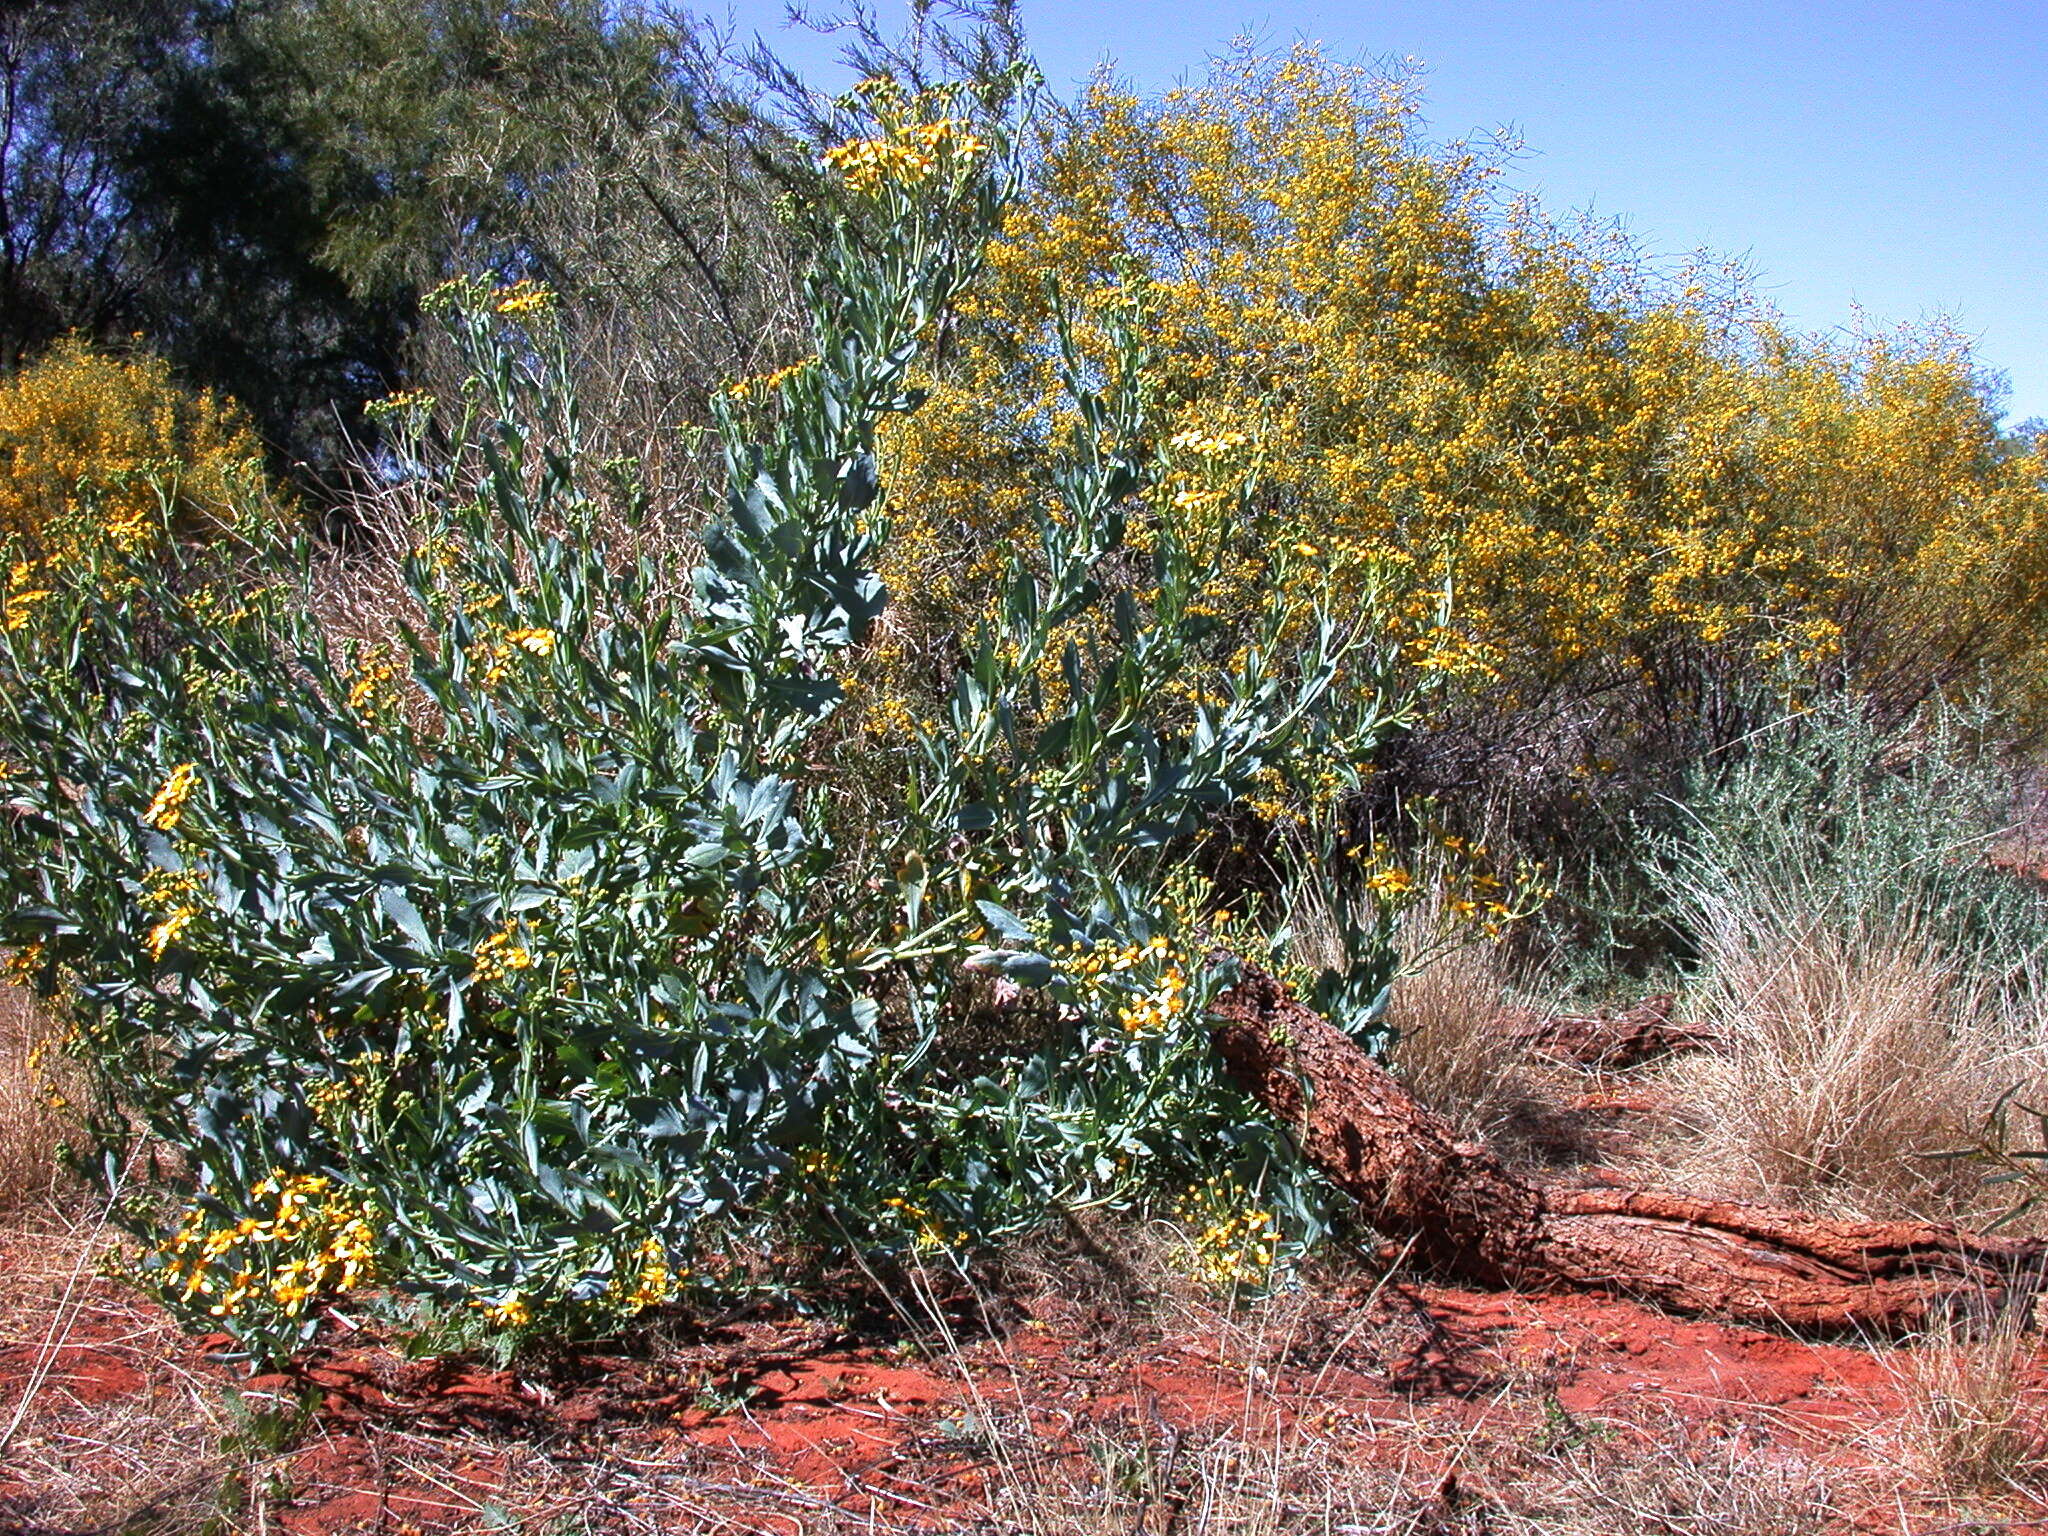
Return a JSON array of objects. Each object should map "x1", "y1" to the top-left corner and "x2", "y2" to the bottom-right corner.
[{"x1": 6, "y1": 1231, "x2": 2048, "y2": 1535}]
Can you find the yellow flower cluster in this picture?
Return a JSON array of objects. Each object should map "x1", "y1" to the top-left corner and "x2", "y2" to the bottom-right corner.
[
  {"x1": 364, "y1": 388, "x2": 435, "y2": 423},
  {"x1": 794, "y1": 1148, "x2": 841, "y2": 1183},
  {"x1": 1118, "y1": 968, "x2": 1188, "y2": 1034},
  {"x1": 1432, "y1": 831, "x2": 1542, "y2": 937},
  {"x1": 1174, "y1": 1175, "x2": 1282, "y2": 1290},
  {"x1": 345, "y1": 665, "x2": 398, "y2": 715},
  {"x1": 3, "y1": 939, "x2": 46, "y2": 985},
  {"x1": 157, "y1": 1172, "x2": 379, "y2": 1320},
  {"x1": 493, "y1": 281, "x2": 557, "y2": 318},
  {"x1": 474, "y1": 1293, "x2": 531, "y2": 1327},
  {"x1": 4, "y1": 560, "x2": 51, "y2": 631},
  {"x1": 472, "y1": 923, "x2": 535, "y2": 984},
  {"x1": 0, "y1": 335, "x2": 278, "y2": 562},
  {"x1": 881, "y1": 1189, "x2": 964, "y2": 1254},
  {"x1": 22, "y1": 1005, "x2": 78, "y2": 1113},
  {"x1": 822, "y1": 119, "x2": 987, "y2": 194},
  {"x1": 1063, "y1": 935, "x2": 1191, "y2": 1035},
  {"x1": 608, "y1": 1237, "x2": 686, "y2": 1313},
  {"x1": 468, "y1": 624, "x2": 556, "y2": 686},
  {"x1": 143, "y1": 762, "x2": 200, "y2": 832},
  {"x1": 139, "y1": 866, "x2": 205, "y2": 961},
  {"x1": 1167, "y1": 427, "x2": 1250, "y2": 457},
  {"x1": 1363, "y1": 864, "x2": 1413, "y2": 899},
  {"x1": 304, "y1": 1075, "x2": 353, "y2": 1120},
  {"x1": 1241, "y1": 766, "x2": 1303, "y2": 827},
  {"x1": 721, "y1": 357, "x2": 816, "y2": 402}
]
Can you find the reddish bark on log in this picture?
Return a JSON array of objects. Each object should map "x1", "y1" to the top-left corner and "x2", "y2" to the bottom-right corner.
[
  {"x1": 1211, "y1": 968, "x2": 2045, "y2": 1333},
  {"x1": 1504, "y1": 994, "x2": 1723, "y2": 1069}
]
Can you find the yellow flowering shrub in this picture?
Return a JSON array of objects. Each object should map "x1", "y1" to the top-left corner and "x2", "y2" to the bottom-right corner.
[
  {"x1": 0, "y1": 336, "x2": 281, "y2": 562},
  {"x1": 1174, "y1": 1173, "x2": 1283, "y2": 1291},
  {"x1": 150, "y1": 1172, "x2": 379, "y2": 1328},
  {"x1": 879, "y1": 45, "x2": 2048, "y2": 724}
]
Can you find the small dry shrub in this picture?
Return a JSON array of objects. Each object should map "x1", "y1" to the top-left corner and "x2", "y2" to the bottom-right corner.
[
  {"x1": 1665, "y1": 923, "x2": 2024, "y2": 1220},
  {"x1": 1888, "y1": 1313, "x2": 2048, "y2": 1495},
  {"x1": 0, "y1": 982, "x2": 79, "y2": 1215},
  {"x1": 1383, "y1": 933, "x2": 1521, "y2": 1136}
]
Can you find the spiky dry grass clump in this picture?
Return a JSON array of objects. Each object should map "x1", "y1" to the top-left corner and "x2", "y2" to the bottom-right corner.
[
  {"x1": 1375, "y1": 897, "x2": 1588, "y2": 1166},
  {"x1": 0, "y1": 982, "x2": 80, "y2": 1215},
  {"x1": 1887, "y1": 1314, "x2": 2048, "y2": 1497},
  {"x1": 1646, "y1": 700, "x2": 2048, "y2": 1223},
  {"x1": 1382, "y1": 933, "x2": 1528, "y2": 1139},
  {"x1": 1664, "y1": 924, "x2": 2024, "y2": 1220}
]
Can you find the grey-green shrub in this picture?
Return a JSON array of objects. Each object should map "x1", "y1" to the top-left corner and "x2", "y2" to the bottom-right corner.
[
  {"x1": 1650, "y1": 698, "x2": 2048, "y2": 989},
  {"x1": 0, "y1": 77, "x2": 1411, "y2": 1361},
  {"x1": 1643, "y1": 698, "x2": 2048, "y2": 1217}
]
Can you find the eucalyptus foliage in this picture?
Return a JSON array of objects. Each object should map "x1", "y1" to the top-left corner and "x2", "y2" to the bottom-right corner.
[{"x1": 0, "y1": 79, "x2": 1409, "y2": 1362}]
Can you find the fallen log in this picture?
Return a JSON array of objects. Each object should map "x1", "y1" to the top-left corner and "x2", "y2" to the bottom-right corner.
[
  {"x1": 1211, "y1": 967, "x2": 2045, "y2": 1333},
  {"x1": 1503, "y1": 993, "x2": 1723, "y2": 1069}
]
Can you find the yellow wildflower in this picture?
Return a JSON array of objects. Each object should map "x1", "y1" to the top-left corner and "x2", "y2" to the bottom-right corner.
[
  {"x1": 505, "y1": 627, "x2": 556, "y2": 657},
  {"x1": 477, "y1": 1293, "x2": 531, "y2": 1327},
  {"x1": 493, "y1": 282, "x2": 556, "y2": 317},
  {"x1": 143, "y1": 763, "x2": 199, "y2": 831},
  {"x1": 472, "y1": 923, "x2": 535, "y2": 984},
  {"x1": 144, "y1": 906, "x2": 197, "y2": 960}
]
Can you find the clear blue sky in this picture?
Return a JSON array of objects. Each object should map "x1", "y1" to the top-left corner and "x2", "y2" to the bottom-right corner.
[{"x1": 721, "y1": 1, "x2": 2048, "y2": 427}]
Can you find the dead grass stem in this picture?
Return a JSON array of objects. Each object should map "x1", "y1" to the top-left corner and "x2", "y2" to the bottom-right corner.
[
  {"x1": 1885, "y1": 1312, "x2": 2048, "y2": 1498},
  {"x1": 0, "y1": 981, "x2": 82, "y2": 1217},
  {"x1": 1662, "y1": 918, "x2": 2035, "y2": 1221}
]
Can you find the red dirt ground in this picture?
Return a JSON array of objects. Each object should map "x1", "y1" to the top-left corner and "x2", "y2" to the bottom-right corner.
[{"x1": 6, "y1": 1245, "x2": 2047, "y2": 1534}]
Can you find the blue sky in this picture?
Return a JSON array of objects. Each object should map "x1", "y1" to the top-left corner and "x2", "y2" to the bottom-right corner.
[{"x1": 721, "y1": 1, "x2": 2048, "y2": 426}]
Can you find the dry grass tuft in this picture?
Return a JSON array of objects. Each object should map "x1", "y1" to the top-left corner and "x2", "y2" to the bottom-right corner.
[
  {"x1": 1379, "y1": 920, "x2": 1591, "y2": 1169},
  {"x1": 1662, "y1": 922, "x2": 2030, "y2": 1221},
  {"x1": 965, "y1": 1397, "x2": 1847, "y2": 1536},
  {"x1": 1382, "y1": 933, "x2": 1525, "y2": 1139},
  {"x1": 1486, "y1": 1424, "x2": 1844, "y2": 1535},
  {"x1": 1888, "y1": 1313, "x2": 2048, "y2": 1496},
  {"x1": 0, "y1": 982, "x2": 82, "y2": 1216},
  {"x1": 0, "y1": 1221, "x2": 237, "y2": 1534}
]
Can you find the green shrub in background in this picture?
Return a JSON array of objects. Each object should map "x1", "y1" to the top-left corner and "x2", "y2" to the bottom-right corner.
[
  {"x1": 1648, "y1": 696, "x2": 2048, "y2": 989},
  {"x1": 0, "y1": 75, "x2": 1411, "y2": 1363}
]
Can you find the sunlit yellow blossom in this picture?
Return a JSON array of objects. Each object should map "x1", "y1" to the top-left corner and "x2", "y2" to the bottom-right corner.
[
  {"x1": 143, "y1": 763, "x2": 199, "y2": 831},
  {"x1": 467, "y1": 623, "x2": 556, "y2": 686},
  {"x1": 154, "y1": 1171, "x2": 379, "y2": 1323},
  {"x1": 144, "y1": 906, "x2": 197, "y2": 960},
  {"x1": 721, "y1": 357, "x2": 818, "y2": 401},
  {"x1": 472, "y1": 923, "x2": 535, "y2": 984},
  {"x1": 606, "y1": 1237, "x2": 687, "y2": 1314},
  {"x1": 1174, "y1": 1175, "x2": 1283, "y2": 1290},
  {"x1": 1363, "y1": 865, "x2": 1413, "y2": 898},
  {"x1": 4, "y1": 583, "x2": 50, "y2": 631},
  {"x1": 493, "y1": 282, "x2": 557, "y2": 317},
  {"x1": 822, "y1": 118, "x2": 984, "y2": 194},
  {"x1": 477, "y1": 1293, "x2": 531, "y2": 1327}
]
